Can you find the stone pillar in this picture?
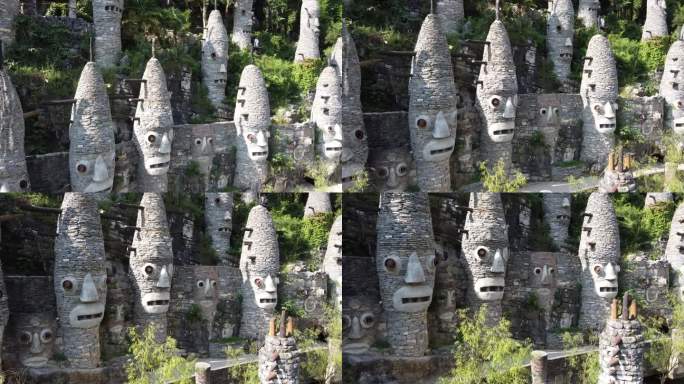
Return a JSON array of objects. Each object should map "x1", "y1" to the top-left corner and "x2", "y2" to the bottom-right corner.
[
  {"x1": 577, "y1": 193, "x2": 620, "y2": 331},
  {"x1": 0, "y1": 0, "x2": 19, "y2": 44},
  {"x1": 304, "y1": 192, "x2": 332, "y2": 217},
  {"x1": 435, "y1": 0, "x2": 464, "y2": 35},
  {"x1": 54, "y1": 193, "x2": 107, "y2": 368},
  {"x1": 233, "y1": 64, "x2": 270, "y2": 193},
  {"x1": 312, "y1": 66, "x2": 343, "y2": 180},
  {"x1": 642, "y1": 0, "x2": 668, "y2": 42},
  {"x1": 598, "y1": 298, "x2": 644, "y2": 384},
  {"x1": 323, "y1": 215, "x2": 342, "y2": 307},
  {"x1": 659, "y1": 33, "x2": 684, "y2": 133},
  {"x1": 69, "y1": 62, "x2": 116, "y2": 196},
  {"x1": 542, "y1": 193, "x2": 571, "y2": 250},
  {"x1": 92, "y1": 0, "x2": 124, "y2": 68},
  {"x1": 258, "y1": 332, "x2": 300, "y2": 383},
  {"x1": 0, "y1": 62, "x2": 30, "y2": 192},
  {"x1": 579, "y1": 35, "x2": 618, "y2": 172},
  {"x1": 665, "y1": 202, "x2": 684, "y2": 301},
  {"x1": 130, "y1": 193, "x2": 173, "y2": 342},
  {"x1": 204, "y1": 193, "x2": 234, "y2": 265},
  {"x1": 577, "y1": 0, "x2": 600, "y2": 28},
  {"x1": 546, "y1": 0, "x2": 574, "y2": 85},
  {"x1": 530, "y1": 351, "x2": 548, "y2": 384},
  {"x1": 239, "y1": 204, "x2": 280, "y2": 339},
  {"x1": 202, "y1": 10, "x2": 229, "y2": 112},
  {"x1": 476, "y1": 19, "x2": 518, "y2": 175},
  {"x1": 294, "y1": 0, "x2": 320, "y2": 62},
  {"x1": 461, "y1": 193, "x2": 509, "y2": 325},
  {"x1": 331, "y1": 23, "x2": 368, "y2": 191},
  {"x1": 195, "y1": 362, "x2": 212, "y2": 384},
  {"x1": 133, "y1": 57, "x2": 175, "y2": 192},
  {"x1": 375, "y1": 193, "x2": 436, "y2": 356},
  {"x1": 0, "y1": 259, "x2": 8, "y2": 369},
  {"x1": 232, "y1": 0, "x2": 254, "y2": 50},
  {"x1": 408, "y1": 13, "x2": 458, "y2": 192}
]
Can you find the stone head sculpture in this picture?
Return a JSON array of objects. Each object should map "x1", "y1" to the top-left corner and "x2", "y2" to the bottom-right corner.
[
  {"x1": 69, "y1": 62, "x2": 116, "y2": 195},
  {"x1": 331, "y1": 22, "x2": 368, "y2": 190},
  {"x1": 239, "y1": 204, "x2": 280, "y2": 338},
  {"x1": 323, "y1": 215, "x2": 342, "y2": 305},
  {"x1": 304, "y1": 192, "x2": 332, "y2": 217},
  {"x1": 54, "y1": 193, "x2": 107, "y2": 368},
  {"x1": 666, "y1": 202, "x2": 684, "y2": 301},
  {"x1": 133, "y1": 57, "x2": 174, "y2": 192},
  {"x1": 580, "y1": 35, "x2": 618, "y2": 169},
  {"x1": 660, "y1": 31, "x2": 684, "y2": 134},
  {"x1": 408, "y1": 13, "x2": 458, "y2": 192},
  {"x1": 578, "y1": 192, "x2": 620, "y2": 330},
  {"x1": 376, "y1": 193, "x2": 436, "y2": 356},
  {"x1": 231, "y1": 0, "x2": 254, "y2": 50},
  {"x1": 461, "y1": 193, "x2": 509, "y2": 320},
  {"x1": 294, "y1": 0, "x2": 321, "y2": 62},
  {"x1": 435, "y1": 0, "x2": 464, "y2": 35},
  {"x1": 190, "y1": 125, "x2": 216, "y2": 179},
  {"x1": 0, "y1": 260, "x2": 7, "y2": 368},
  {"x1": 578, "y1": 0, "x2": 600, "y2": 28},
  {"x1": 312, "y1": 66, "x2": 343, "y2": 172},
  {"x1": 202, "y1": 9, "x2": 229, "y2": 109},
  {"x1": 205, "y1": 193, "x2": 233, "y2": 265},
  {"x1": 367, "y1": 147, "x2": 413, "y2": 192},
  {"x1": 543, "y1": 193, "x2": 571, "y2": 249},
  {"x1": 547, "y1": 0, "x2": 574, "y2": 83},
  {"x1": 92, "y1": 0, "x2": 124, "y2": 68},
  {"x1": 642, "y1": 0, "x2": 668, "y2": 41},
  {"x1": 234, "y1": 64, "x2": 270, "y2": 192},
  {"x1": 191, "y1": 267, "x2": 219, "y2": 335},
  {"x1": 130, "y1": 193, "x2": 173, "y2": 340},
  {"x1": 13, "y1": 312, "x2": 56, "y2": 368},
  {"x1": 0, "y1": 63, "x2": 29, "y2": 192},
  {"x1": 342, "y1": 295, "x2": 381, "y2": 355}
]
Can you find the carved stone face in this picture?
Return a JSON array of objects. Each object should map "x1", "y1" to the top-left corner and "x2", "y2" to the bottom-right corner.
[
  {"x1": 0, "y1": 70, "x2": 30, "y2": 192},
  {"x1": 547, "y1": 0, "x2": 574, "y2": 68},
  {"x1": 205, "y1": 193, "x2": 233, "y2": 238},
  {"x1": 590, "y1": 261, "x2": 620, "y2": 298},
  {"x1": 191, "y1": 134, "x2": 215, "y2": 175},
  {"x1": 411, "y1": 111, "x2": 458, "y2": 162},
  {"x1": 660, "y1": 40, "x2": 684, "y2": 133},
  {"x1": 368, "y1": 148, "x2": 412, "y2": 192},
  {"x1": 58, "y1": 272, "x2": 107, "y2": 328},
  {"x1": 530, "y1": 253, "x2": 558, "y2": 288},
  {"x1": 342, "y1": 295, "x2": 380, "y2": 354},
  {"x1": 0, "y1": 166, "x2": 29, "y2": 192},
  {"x1": 135, "y1": 261, "x2": 173, "y2": 313},
  {"x1": 139, "y1": 128, "x2": 174, "y2": 175},
  {"x1": 313, "y1": 66, "x2": 343, "y2": 162},
  {"x1": 192, "y1": 268, "x2": 219, "y2": 324},
  {"x1": 13, "y1": 312, "x2": 56, "y2": 368},
  {"x1": 235, "y1": 65, "x2": 270, "y2": 165},
  {"x1": 240, "y1": 205, "x2": 280, "y2": 312},
  {"x1": 580, "y1": 35, "x2": 618, "y2": 136},
  {"x1": 302, "y1": 0, "x2": 320, "y2": 36},
  {"x1": 536, "y1": 105, "x2": 562, "y2": 129}
]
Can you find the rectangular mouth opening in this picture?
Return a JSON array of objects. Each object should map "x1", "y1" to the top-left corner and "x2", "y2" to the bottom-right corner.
[
  {"x1": 259, "y1": 298, "x2": 277, "y2": 303},
  {"x1": 77, "y1": 312, "x2": 103, "y2": 320},
  {"x1": 599, "y1": 287, "x2": 617, "y2": 292},
  {"x1": 560, "y1": 53, "x2": 572, "y2": 58},
  {"x1": 676, "y1": 123, "x2": 684, "y2": 128},
  {"x1": 479, "y1": 286, "x2": 504, "y2": 292},
  {"x1": 146, "y1": 300, "x2": 170, "y2": 306},
  {"x1": 251, "y1": 151, "x2": 267, "y2": 156},
  {"x1": 218, "y1": 227, "x2": 230, "y2": 232},
  {"x1": 150, "y1": 161, "x2": 170, "y2": 169},
  {"x1": 325, "y1": 147, "x2": 342, "y2": 152},
  {"x1": 493, "y1": 129, "x2": 514, "y2": 136},
  {"x1": 401, "y1": 296, "x2": 431, "y2": 304},
  {"x1": 599, "y1": 124, "x2": 616, "y2": 129},
  {"x1": 430, "y1": 146, "x2": 454, "y2": 155},
  {"x1": 556, "y1": 215, "x2": 570, "y2": 220}
]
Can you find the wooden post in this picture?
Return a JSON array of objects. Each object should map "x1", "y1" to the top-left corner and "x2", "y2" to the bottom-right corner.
[
  {"x1": 195, "y1": 362, "x2": 212, "y2": 384},
  {"x1": 629, "y1": 299, "x2": 637, "y2": 320},
  {"x1": 268, "y1": 318, "x2": 276, "y2": 337},
  {"x1": 607, "y1": 150, "x2": 615, "y2": 171},
  {"x1": 610, "y1": 299, "x2": 618, "y2": 320},
  {"x1": 279, "y1": 310, "x2": 287, "y2": 337},
  {"x1": 286, "y1": 316, "x2": 294, "y2": 336}
]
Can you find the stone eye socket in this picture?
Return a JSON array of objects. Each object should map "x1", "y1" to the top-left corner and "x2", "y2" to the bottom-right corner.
[
  {"x1": 549, "y1": 268, "x2": 555, "y2": 274},
  {"x1": 195, "y1": 139, "x2": 202, "y2": 145},
  {"x1": 148, "y1": 134, "x2": 157, "y2": 143},
  {"x1": 396, "y1": 163, "x2": 408, "y2": 176},
  {"x1": 40, "y1": 329, "x2": 53, "y2": 343},
  {"x1": 247, "y1": 133, "x2": 256, "y2": 143},
  {"x1": 76, "y1": 163, "x2": 87, "y2": 173},
  {"x1": 540, "y1": 108, "x2": 547, "y2": 115},
  {"x1": 384, "y1": 258, "x2": 397, "y2": 271},
  {"x1": 208, "y1": 138, "x2": 214, "y2": 144},
  {"x1": 62, "y1": 279, "x2": 74, "y2": 291},
  {"x1": 377, "y1": 167, "x2": 389, "y2": 178},
  {"x1": 355, "y1": 130, "x2": 365, "y2": 140},
  {"x1": 342, "y1": 315, "x2": 351, "y2": 329},
  {"x1": 593, "y1": 104, "x2": 603, "y2": 113},
  {"x1": 19, "y1": 332, "x2": 31, "y2": 344},
  {"x1": 427, "y1": 254, "x2": 438, "y2": 271},
  {"x1": 677, "y1": 100, "x2": 684, "y2": 109},
  {"x1": 215, "y1": 198, "x2": 221, "y2": 204},
  {"x1": 327, "y1": 126, "x2": 335, "y2": 134},
  {"x1": 336, "y1": 257, "x2": 342, "y2": 265},
  {"x1": 534, "y1": 267, "x2": 542, "y2": 274},
  {"x1": 19, "y1": 180, "x2": 27, "y2": 189},
  {"x1": 254, "y1": 278, "x2": 263, "y2": 288},
  {"x1": 197, "y1": 280, "x2": 205, "y2": 288},
  {"x1": 145, "y1": 265, "x2": 154, "y2": 275},
  {"x1": 477, "y1": 247, "x2": 487, "y2": 258},
  {"x1": 416, "y1": 119, "x2": 428, "y2": 129},
  {"x1": 360, "y1": 313, "x2": 375, "y2": 328},
  {"x1": 556, "y1": 25, "x2": 562, "y2": 32},
  {"x1": 212, "y1": 280, "x2": 217, "y2": 287},
  {"x1": 490, "y1": 97, "x2": 501, "y2": 107},
  {"x1": 593, "y1": 265, "x2": 603, "y2": 274}
]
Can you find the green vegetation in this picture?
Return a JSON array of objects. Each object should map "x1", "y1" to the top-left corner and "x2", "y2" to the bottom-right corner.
[
  {"x1": 295, "y1": 327, "x2": 328, "y2": 382},
  {"x1": 612, "y1": 193, "x2": 675, "y2": 256},
  {"x1": 479, "y1": 160, "x2": 528, "y2": 192},
  {"x1": 643, "y1": 298, "x2": 684, "y2": 383},
  {"x1": 561, "y1": 330, "x2": 600, "y2": 384},
  {"x1": 186, "y1": 303, "x2": 204, "y2": 323},
  {"x1": 439, "y1": 307, "x2": 531, "y2": 384},
  {"x1": 125, "y1": 325, "x2": 195, "y2": 384},
  {"x1": 224, "y1": 346, "x2": 259, "y2": 384}
]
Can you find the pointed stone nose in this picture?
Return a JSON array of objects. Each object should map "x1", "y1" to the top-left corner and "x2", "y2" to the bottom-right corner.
[
  {"x1": 92, "y1": 155, "x2": 109, "y2": 182},
  {"x1": 201, "y1": 137, "x2": 209, "y2": 153},
  {"x1": 541, "y1": 265, "x2": 549, "y2": 284},
  {"x1": 562, "y1": 197, "x2": 570, "y2": 208},
  {"x1": 432, "y1": 111, "x2": 451, "y2": 139},
  {"x1": 604, "y1": 263, "x2": 618, "y2": 281},
  {"x1": 264, "y1": 274, "x2": 277, "y2": 293},
  {"x1": 341, "y1": 149, "x2": 353, "y2": 162},
  {"x1": 204, "y1": 279, "x2": 214, "y2": 298},
  {"x1": 80, "y1": 273, "x2": 99, "y2": 303},
  {"x1": 404, "y1": 253, "x2": 426, "y2": 284},
  {"x1": 604, "y1": 102, "x2": 616, "y2": 119},
  {"x1": 490, "y1": 249, "x2": 506, "y2": 273},
  {"x1": 564, "y1": 37, "x2": 573, "y2": 47},
  {"x1": 157, "y1": 265, "x2": 171, "y2": 288},
  {"x1": 159, "y1": 132, "x2": 172, "y2": 154},
  {"x1": 0, "y1": 183, "x2": 9, "y2": 193},
  {"x1": 256, "y1": 130, "x2": 268, "y2": 147},
  {"x1": 387, "y1": 169, "x2": 398, "y2": 188},
  {"x1": 30, "y1": 332, "x2": 42, "y2": 353},
  {"x1": 503, "y1": 97, "x2": 516, "y2": 119},
  {"x1": 333, "y1": 124, "x2": 343, "y2": 141},
  {"x1": 349, "y1": 316, "x2": 363, "y2": 339},
  {"x1": 224, "y1": 211, "x2": 232, "y2": 222}
]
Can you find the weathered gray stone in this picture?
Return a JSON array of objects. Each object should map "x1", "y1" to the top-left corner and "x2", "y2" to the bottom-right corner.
[
  {"x1": 666, "y1": 202, "x2": 684, "y2": 301},
  {"x1": 660, "y1": 32, "x2": 684, "y2": 133},
  {"x1": 599, "y1": 317, "x2": 644, "y2": 384},
  {"x1": 642, "y1": 0, "x2": 668, "y2": 42},
  {"x1": 312, "y1": 66, "x2": 343, "y2": 179},
  {"x1": 578, "y1": 0, "x2": 600, "y2": 28},
  {"x1": 304, "y1": 192, "x2": 331, "y2": 217},
  {"x1": 0, "y1": 260, "x2": 7, "y2": 369},
  {"x1": 205, "y1": 193, "x2": 234, "y2": 265},
  {"x1": 0, "y1": 0, "x2": 19, "y2": 44},
  {"x1": 408, "y1": 13, "x2": 458, "y2": 192},
  {"x1": 294, "y1": 0, "x2": 320, "y2": 62},
  {"x1": 546, "y1": 0, "x2": 574, "y2": 84},
  {"x1": 258, "y1": 334, "x2": 300, "y2": 383},
  {"x1": 92, "y1": 0, "x2": 123, "y2": 68},
  {"x1": 0, "y1": 64, "x2": 30, "y2": 192},
  {"x1": 202, "y1": 10, "x2": 229, "y2": 111},
  {"x1": 435, "y1": 0, "x2": 464, "y2": 35},
  {"x1": 542, "y1": 193, "x2": 571, "y2": 250},
  {"x1": 645, "y1": 192, "x2": 673, "y2": 208},
  {"x1": 232, "y1": 0, "x2": 254, "y2": 50},
  {"x1": 322, "y1": 215, "x2": 342, "y2": 306}
]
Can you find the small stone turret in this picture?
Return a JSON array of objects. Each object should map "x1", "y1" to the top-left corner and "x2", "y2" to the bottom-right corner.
[
  {"x1": 476, "y1": 17, "x2": 518, "y2": 173},
  {"x1": 294, "y1": 0, "x2": 320, "y2": 62},
  {"x1": 376, "y1": 193, "x2": 436, "y2": 357},
  {"x1": 331, "y1": 22, "x2": 368, "y2": 191},
  {"x1": 239, "y1": 204, "x2": 280, "y2": 339},
  {"x1": 258, "y1": 315, "x2": 300, "y2": 384},
  {"x1": 322, "y1": 215, "x2": 342, "y2": 306},
  {"x1": 232, "y1": 0, "x2": 254, "y2": 50},
  {"x1": 435, "y1": 0, "x2": 464, "y2": 35},
  {"x1": 579, "y1": 35, "x2": 618, "y2": 171},
  {"x1": 660, "y1": 31, "x2": 684, "y2": 133},
  {"x1": 54, "y1": 193, "x2": 107, "y2": 368},
  {"x1": 312, "y1": 66, "x2": 343, "y2": 178},
  {"x1": 92, "y1": 0, "x2": 124, "y2": 68},
  {"x1": 0, "y1": 0, "x2": 19, "y2": 44},
  {"x1": 547, "y1": 0, "x2": 574, "y2": 84},
  {"x1": 0, "y1": 57, "x2": 30, "y2": 192},
  {"x1": 665, "y1": 202, "x2": 684, "y2": 301},
  {"x1": 461, "y1": 193, "x2": 509, "y2": 324},
  {"x1": 598, "y1": 296, "x2": 644, "y2": 384},
  {"x1": 542, "y1": 193, "x2": 571, "y2": 250},
  {"x1": 130, "y1": 193, "x2": 173, "y2": 342},
  {"x1": 234, "y1": 65, "x2": 270, "y2": 193},
  {"x1": 408, "y1": 13, "x2": 458, "y2": 192},
  {"x1": 202, "y1": 10, "x2": 229, "y2": 111},
  {"x1": 69, "y1": 62, "x2": 116, "y2": 196},
  {"x1": 205, "y1": 193, "x2": 234, "y2": 265},
  {"x1": 578, "y1": 0, "x2": 600, "y2": 28},
  {"x1": 577, "y1": 192, "x2": 620, "y2": 331},
  {"x1": 133, "y1": 57, "x2": 175, "y2": 192},
  {"x1": 642, "y1": 0, "x2": 668, "y2": 42},
  {"x1": 303, "y1": 192, "x2": 331, "y2": 217}
]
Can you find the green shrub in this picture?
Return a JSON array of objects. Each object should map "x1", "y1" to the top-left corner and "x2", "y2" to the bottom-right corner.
[
  {"x1": 613, "y1": 194, "x2": 675, "y2": 255},
  {"x1": 224, "y1": 346, "x2": 259, "y2": 384},
  {"x1": 125, "y1": 325, "x2": 195, "y2": 384},
  {"x1": 561, "y1": 330, "x2": 600, "y2": 384},
  {"x1": 186, "y1": 304, "x2": 203, "y2": 323},
  {"x1": 479, "y1": 160, "x2": 528, "y2": 192}
]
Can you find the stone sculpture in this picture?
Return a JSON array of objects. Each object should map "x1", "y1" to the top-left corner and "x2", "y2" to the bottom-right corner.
[
  {"x1": 0, "y1": 0, "x2": 19, "y2": 44},
  {"x1": 323, "y1": 215, "x2": 342, "y2": 306},
  {"x1": 375, "y1": 193, "x2": 436, "y2": 356},
  {"x1": 435, "y1": 0, "x2": 464, "y2": 35},
  {"x1": 294, "y1": 0, "x2": 320, "y2": 62},
  {"x1": 0, "y1": 53, "x2": 30, "y2": 192},
  {"x1": 342, "y1": 295, "x2": 380, "y2": 355},
  {"x1": 367, "y1": 147, "x2": 413, "y2": 192},
  {"x1": 93, "y1": 0, "x2": 124, "y2": 68},
  {"x1": 304, "y1": 192, "x2": 332, "y2": 217},
  {"x1": 205, "y1": 193, "x2": 234, "y2": 265},
  {"x1": 660, "y1": 30, "x2": 684, "y2": 133},
  {"x1": 408, "y1": 12, "x2": 458, "y2": 192},
  {"x1": 542, "y1": 193, "x2": 571, "y2": 250},
  {"x1": 598, "y1": 297, "x2": 644, "y2": 384},
  {"x1": 578, "y1": 0, "x2": 600, "y2": 28},
  {"x1": 312, "y1": 66, "x2": 343, "y2": 179},
  {"x1": 54, "y1": 193, "x2": 107, "y2": 368},
  {"x1": 232, "y1": 0, "x2": 254, "y2": 50},
  {"x1": 642, "y1": 0, "x2": 668, "y2": 42},
  {"x1": 202, "y1": 9, "x2": 229, "y2": 111},
  {"x1": 12, "y1": 312, "x2": 55, "y2": 368},
  {"x1": 546, "y1": 0, "x2": 574, "y2": 84},
  {"x1": 665, "y1": 202, "x2": 684, "y2": 301},
  {"x1": 258, "y1": 315, "x2": 300, "y2": 384}
]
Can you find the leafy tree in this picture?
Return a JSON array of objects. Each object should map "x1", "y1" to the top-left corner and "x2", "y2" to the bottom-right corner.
[
  {"x1": 644, "y1": 299, "x2": 684, "y2": 383},
  {"x1": 439, "y1": 306, "x2": 531, "y2": 384},
  {"x1": 125, "y1": 325, "x2": 196, "y2": 384},
  {"x1": 561, "y1": 331, "x2": 600, "y2": 384},
  {"x1": 479, "y1": 159, "x2": 528, "y2": 192}
]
